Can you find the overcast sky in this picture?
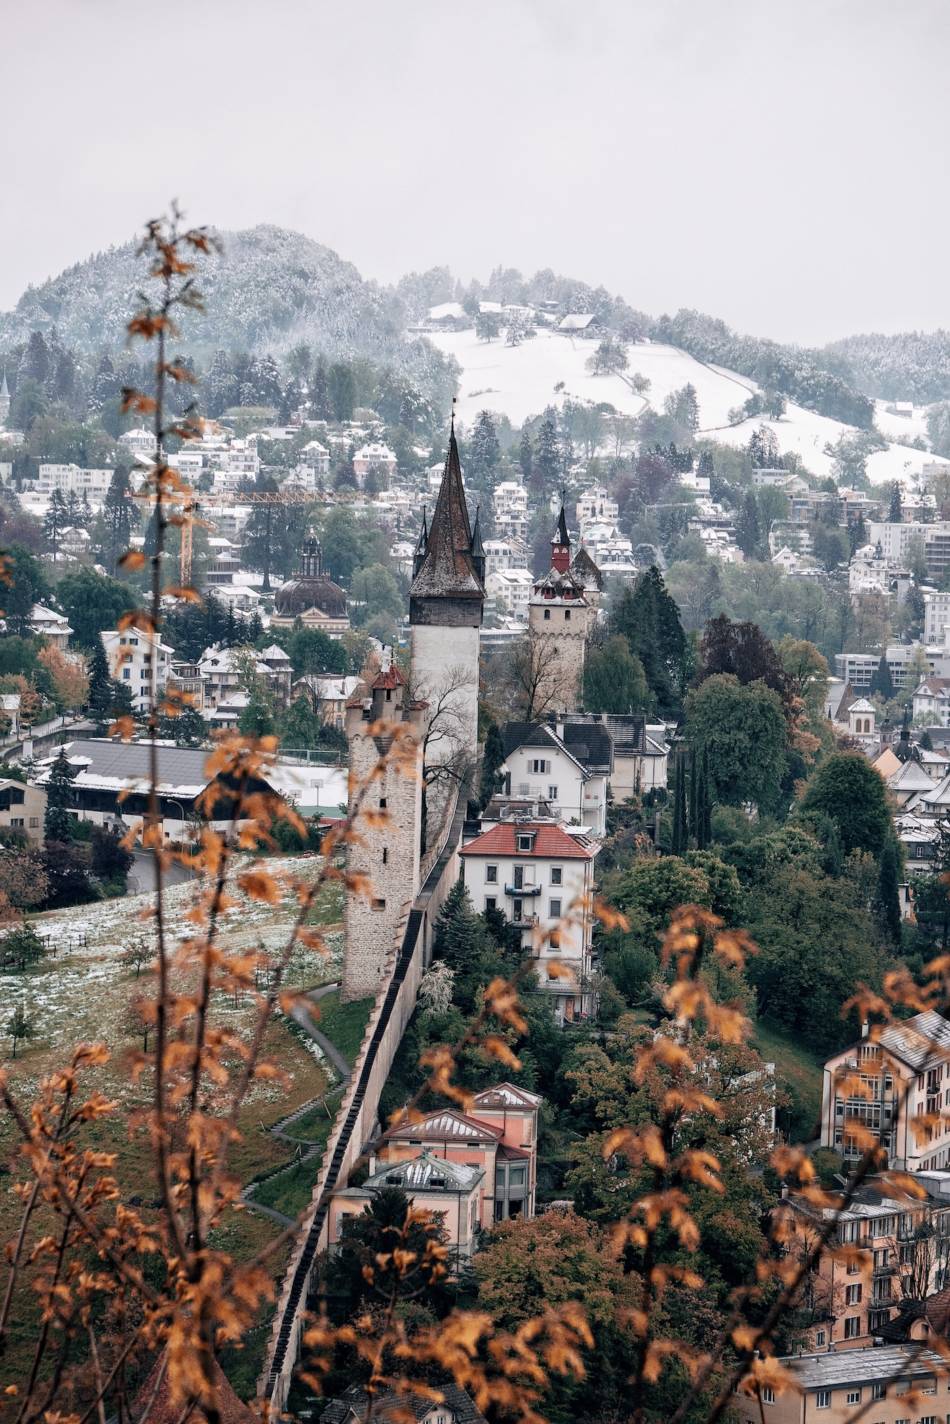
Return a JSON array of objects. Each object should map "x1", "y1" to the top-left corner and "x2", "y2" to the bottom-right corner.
[{"x1": 3, "y1": 0, "x2": 949, "y2": 345}]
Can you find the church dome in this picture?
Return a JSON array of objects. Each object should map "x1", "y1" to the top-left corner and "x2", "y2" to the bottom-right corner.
[{"x1": 274, "y1": 536, "x2": 348, "y2": 620}]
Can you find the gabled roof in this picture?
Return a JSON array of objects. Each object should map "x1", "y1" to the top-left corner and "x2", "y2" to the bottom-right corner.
[
  {"x1": 321, "y1": 1383, "x2": 488, "y2": 1424},
  {"x1": 382, "y1": 1108, "x2": 503, "y2": 1145},
  {"x1": 876, "y1": 1010, "x2": 950, "y2": 1072},
  {"x1": 887, "y1": 758, "x2": 933, "y2": 792},
  {"x1": 570, "y1": 544, "x2": 604, "y2": 590},
  {"x1": 371, "y1": 663, "x2": 406, "y2": 691},
  {"x1": 408, "y1": 424, "x2": 484, "y2": 602},
  {"x1": 361, "y1": 1150, "x2": 482, "y2": 1193},
  {"x1": 500, "y1": 721, "x2": 586, "y2": 774},
  {"x1": 459, "y1": 822, "x2": 597, "y2": 861},
  {"x1": 561, "y1": 721, "x2": 612, "y2": 773},
  {"x1": 471, "y1": 1082, "x2": 543, "y2": 1111}
]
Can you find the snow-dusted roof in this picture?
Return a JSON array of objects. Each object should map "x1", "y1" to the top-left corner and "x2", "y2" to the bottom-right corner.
[
  {"x1": 383, "y1": 1109, "x2": 503, "y2": 1144},
  {"x1": 363, "y1": 1151, "x2": 482, "y2": 1193},
  {"x1": 471, "y1": 1082, "x2": 543, "y2": 1111}
]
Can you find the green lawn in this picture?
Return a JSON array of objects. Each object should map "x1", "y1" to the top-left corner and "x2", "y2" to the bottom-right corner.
[
  {"x1": 311, "y1": 990, "x2": 373, "y2": 1065},
  {"x1": 751, "y1": 1018, "x2": 823, "y2": 1144},
  {"x1": 288, "y1": 1088, "x2": 346, "y2": 1143},
  {"x1": 254, "y1": 1154, "x2": 324, "y2": 1219}
]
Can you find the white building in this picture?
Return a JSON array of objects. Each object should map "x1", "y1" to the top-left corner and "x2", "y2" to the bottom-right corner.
[
  {"x1": 298, "y1": 439, "x2": 330, "y2": 475},
  {"x1": 492, "y1": 480, "x2": 529, "y2": 542},
  {"x1": 101, "y1": 626, "x2": 174, "y2": 714},
  {"x1": 119, "y1": 427, "x2": 157, "y2": 459},
  {"x1": 460, "y1": 820, "x2": 599, "y2": 1023},
  {"x1": 835, "y1": 644, "x2": 950, "y2": 693},
  {"x1": 499, "y1": 721, "x2": 610, "y2": 837},
  {"x1": 34, "y1": 463, "x2": 114, "y2": 502},
  {"x1": 925, "y1": 591, "x2": 950, "y2": 646},
  {"x1": 576, "y1": 484, "x2": 618, "y2": 530},
  {"x1": 913, "y1": 676, "x2": 950, "y2": 726},
  {"x1": 30, "y1": 603, "x2": 73, "y2": 648},
  {"x1": 486, "y1": 566, "x2": 534, "y2": 621},
  {"x1": 352, "y1": 442, "x2": 397, "y2": 485},
  {"x1": 483, "y1": 537, "x2": 529, "y2": 577}
]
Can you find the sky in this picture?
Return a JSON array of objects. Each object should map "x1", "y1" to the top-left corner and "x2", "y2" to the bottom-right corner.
[{"x1": 3, "y1": 0, "x2": 949, "y2": 346}]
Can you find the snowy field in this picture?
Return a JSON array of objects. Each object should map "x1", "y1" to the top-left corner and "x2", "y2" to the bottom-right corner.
[
  {"x1": 431, "y1": 327, "x2": 946, "y2": 487},
  {"x1": 0, "y1": 854, "x2": 342, "y2": 1104}
]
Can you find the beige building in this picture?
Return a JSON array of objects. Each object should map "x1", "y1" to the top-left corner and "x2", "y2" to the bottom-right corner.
[
  {"x1": 0, "y1": 779, "x2": 47, "y2": 843},
  {"x1": 730, "y1": 1344, "x2": 946, "y2": 1424},
  {"x1": 527, "y1": 505, "x2": 595, "y2": 715},
  {"x1": 821, "y1": 1013, "x2": 950, "y2": 1172}
]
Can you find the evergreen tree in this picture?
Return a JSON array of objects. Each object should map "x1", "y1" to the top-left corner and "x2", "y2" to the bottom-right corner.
[
  {"x1": 735, "y1": 491, "x2": 762, "y2": 559},
  {"x1": 869, "y1": 654, "x2": 894, "y2": 700},
  {"x1": 44, "y1": 748, "x2": 76, "y2": 843},
  {"x1": 19, "y1": 331, "x2": 50, "y2": 387},
  {"x1": 611, "y1": 566, "x2": 687, "y2": 716},
  {"x1": 327, "y1": 362, "x2": 356, "y2": 422},
  {"x1": 698, "y1": 747, "x2": 713, "y2": 850},
  {"x1": 87, "y1": 641, "x2": 113, "y2": 731},
  {"x1": 238, "y1": 681, "x2": 276, "y2": 737},
  {"x1": 278, "y1": 693, "x2": 320, "y2": 750},
  {"x1": 876, "y1": 836, "x2": 903, "y2": 945},
  {"x1": 110, "y1": 677, "x2": 135, "y2": 721},
  {"x1": 468, "y1": 411, "x2": 501, "y2": 496},
  {"x1": 689, "y1": 748, "x2": 699, "y2": 844},
  {"x1": 889, "y1": 482, "x2": 903, "y2": 523},
  {"x1": 43, "y1": 489, "x2": 68, "y2": 561},
  {"x1": 519, "y1": 427, "x2": 533, "y2": 484},
  {"x1": 310, "y1": 359, "x2": 332, "y2": 421},
  {"x1": 532, "y1": 407, "x2": 561, "y2": 492},
  {"x1": 671, "y1": 753, "x2": 687, "y2": 855},
  {"x1": 479, "y1": 720, "x2": 507, "y2": 812},
  {"x1": 95, "y1": 464, "x2": 135, "y2": 572}
]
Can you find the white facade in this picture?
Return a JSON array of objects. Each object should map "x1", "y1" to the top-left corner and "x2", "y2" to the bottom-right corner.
[
  {"x1": 34, "y1": 463, "x2": 114, "y2": 501},
  {"x1": 484, "y1": 537, "x2": 529, "y2": 577},
  {"x1": 119, "y1": 428, "x2": 157, "y2": 458},
  {"x1": 493, "y1": 481, "x2": 529, "y2": 542},
  {"x1": 576, "y1": 484, "x2": 618, "y2": 530},
  {"x1": 925, "y1": 591, "x2": 950, "y2": 646},
  {"x1": 460, "y1": 822, "x2": 598, "y2": 1022},
  {"x1": 101, "y1": 627, "x2": 173, "y2": 714},
  {"x1": 352, "y1": 442, "x2": 397, "y2": 484},
  {"x1": 30, "y1": 603, "x2": 73, "y2": 648},
  {"x1": 409, "y1": 623, "x2": 480, "y2": 774},
  {"x1": 502, "y1": 734, "x2": 608, "y2": 837},
  {"x1": 487, "y1": 567, "x2": 533, "y2": 620}
]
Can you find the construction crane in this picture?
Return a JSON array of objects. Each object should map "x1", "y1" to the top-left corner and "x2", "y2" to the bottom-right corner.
[{"x1": 175, "y1": 487, "x2": 341, "y2": 587}]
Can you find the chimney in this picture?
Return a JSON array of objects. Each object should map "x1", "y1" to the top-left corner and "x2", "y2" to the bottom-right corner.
[{"x1": 861, "y1": 1020, "x2": 869, "y2": 1039}]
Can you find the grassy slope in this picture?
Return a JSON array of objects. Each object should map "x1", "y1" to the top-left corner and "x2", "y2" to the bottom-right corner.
[
  {"x1": 310, "y1": 990, "x2": 373, "y2": 1066},
  {"x1": 751, "y1": 1018, "x2": 823, "y2": 1144}
]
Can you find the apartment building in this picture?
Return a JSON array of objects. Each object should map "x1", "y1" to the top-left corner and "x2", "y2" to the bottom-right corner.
[
  {"x1": 101, "y1": 626, "x2": 173, "y2": 714},
  {"x1": 460, "y1": 820, "x2": 599, "y2": 1022},
  {"x1": 730, "y1": 1345, "x2": 946, "y2": 1424},
  {"x1": 821, "y1": 1013, "x2": 950, "y2": 1172}
]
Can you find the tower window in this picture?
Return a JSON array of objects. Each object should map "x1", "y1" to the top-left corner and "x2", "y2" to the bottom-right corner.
[
  {"x1": 543, "y1": 609, "x2": 551, "y2": 621},
  {"x1": 564, "y1": 610, "x2": 571, "y2": 620},
  {"x1": 379, "y1": 796, "x2": 387, "y2": 809},
  {"x1": 382, "y1": 848, "x2": 388, "y2": 865},
  {"x1": 372, "y1": 897, "x2": 386, "y2": 911}
]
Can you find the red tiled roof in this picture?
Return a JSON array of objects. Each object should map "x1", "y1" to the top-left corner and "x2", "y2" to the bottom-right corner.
[
  {"x1": 497, "y1": 1142, "x2": 532, "y2": 1160},
  {"x1": 460, "y1": 822, "x2": 595, "y2": 860},
  {"x1": 372, "y1": 664, "x2": 406, "y2": 690}
]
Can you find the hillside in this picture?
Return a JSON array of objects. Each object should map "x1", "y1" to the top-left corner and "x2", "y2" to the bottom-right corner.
[
  {"x1": 825, "y1": 329, "x2": 950, "y2": 404},
  {"x1": 0, "y1": 225, "x2": 456, "y2": 401},
  {"x1": 431, "y1": 326, "x2": 946, "y2": 485}
]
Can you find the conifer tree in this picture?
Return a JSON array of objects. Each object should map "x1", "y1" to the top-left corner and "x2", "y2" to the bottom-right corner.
[
  {"x1": 96, "y1": 464, "x2": 135, "y2": 572},
  {"x1": 43, "y1": 489, "x2": 68, "y2": 561},
  {"x1": 44, "y1": 748, "x2": 76, "y2": 843},
  {"x1": 671, "y1": 753, "x2": 687, "y2": 855},
  {"x1": 735, "y1": 491, "x2": 762, "y2": 559},
  {"x1": 5, "y1": 1001, "x2": 36, "y2": 1059},
  {"x1": 479, "y1": 720, "x2": 507, "y2": 811},
  {"x1": 519, "y1": 427, "x2": 533, "y2": 484},
  {"x1": 876, "y1": 836, "x2": 903, "y2": 945},
  {"x1": 889, "y1": 481, "x2": 903, "y2": 524},
  {"x1": 533, "y1": 407, "x2": 561, "y2": 492},
  {"x1": 870, "y1": 654, "x2": 894, "y2": 700},
  {"x1": 468, "y1": 411, "x2": 501, "y2": 496},
  {"x1": 87, "y1": 641, "x2": 113, "y2": 732}
]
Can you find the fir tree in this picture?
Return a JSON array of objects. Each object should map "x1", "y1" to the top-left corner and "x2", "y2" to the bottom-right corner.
[
  {"x1": 43, "y1": 489, "x2": 68, "y2": 561},
  {"x1": 519, "y1": 427, "x2": 533, "y2": 484},
  {"x1": 479, "y1": 721, "x2": 507, "y2": 812},
  {"x1": 468, "y1": 411, "x2": 501, "y2": 496},
  {"x1": 671, "y1": 753, "x2": 687, "y2": 855},
  {"x1": 611, "y1": 566, "x2": 687, "y2": 716},
  {"x1": 96, "y1": 464, "x2": 135, "y2": 572},
  {"x1": 876, "y1": 836, "x2": 903, "y2": 945},
  {"x1": 869, "y1": 654, "x2": 894, "y2": 700},
  {"x1": 310, "y1": 359, "x2": 332, "y2": 421},
  {"x1": 532, "y1": 408, "x2": 561, "y2": 493},
  {"x1": 889, "y1": 482, "x2": 903, "y2": 524},
  {"x1": 87, "y1": 641, "x2": 113, "y2": 732},
  {"x1": 735, "y1": 491, "x2": 762, "y2": 559},
  {"x1": 44, "y1": 748, "x2": 76, "y2": 843}
]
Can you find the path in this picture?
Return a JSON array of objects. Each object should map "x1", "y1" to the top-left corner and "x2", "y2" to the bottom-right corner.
[{"x1": 241, "y1": 982, "x2": 350, "y2": 1228}]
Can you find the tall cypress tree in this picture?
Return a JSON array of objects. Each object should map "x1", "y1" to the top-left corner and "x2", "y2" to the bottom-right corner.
[
  {"x1": 689, "y1": 748, "x2": 699, "y2": 845},
  {"x1": 700, "y1": 747, "x2": 713, "y2": 849},
  {"x1": 876, "y1": 836, "x2": 903, "y2": 945},
  {"x1": 671, "y1": 753, "x2": 687, "y2": 855}
]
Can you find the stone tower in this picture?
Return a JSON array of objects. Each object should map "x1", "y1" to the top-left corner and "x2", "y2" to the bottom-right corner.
[
  {"x1": 342, "y1": 663, "x2": 425, "y2": 1002},
  {"x1": 0, "y1": 370, "x2": 9, "y2": 428},
  {"x1": 528, "y1": 501, "x2": 594, "y2": 714},
  {"x1": 408, "y1": 416, "x2": 485, "y2": 782}
]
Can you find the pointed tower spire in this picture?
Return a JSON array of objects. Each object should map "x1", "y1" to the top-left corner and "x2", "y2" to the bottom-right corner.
[
  {"x1": 470, "y1": 504, "x2": 485, "y2": 582},
  {"x1": 412, "y1": 506, "x2": 429, "y2": 578},
  {"x1": 551, "y1": 492, "x2": 571, "y2": 573},
  {"x1": 409, "y1": 409, "x2": 485, "y2": 623}
]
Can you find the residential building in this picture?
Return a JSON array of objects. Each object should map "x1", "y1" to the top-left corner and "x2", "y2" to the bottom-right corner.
[
  {"x1": 492, "y1": 480, "x2": 529, "y2": 543},
  {"x1": 321, "y1": 1383, "x2": 488, "y2": 1424},
  {"x1": 835, "y1": 644, "x2": 950, "y2": 693},
  {"x1": 118, "y1": 427, "x2": 157, "y2": 459},
  {"x1": 292, "y1": 674, "x2": 362, "y2": 730},
  {"x1": 204, "y1": 537, "x2": 243, "y2": 587},
  {"x1": 913, "y1": 676, "x2": 950, "y2": 726},
  {"x1": 486, "y1": 565, "x2": 533, "y2": 620},
  {"x1": 499, "y1": 720, "x2": 610, "y2": 836},
  {"x1": 31, "y1": 740, "x2": 280, "y2": 843},
  {"x1": 0, "y1": 779, "x2": 47, "y2": 843},
  {"x1": 374, "y1": 1083, "x2": 542, "y2": 1229},
  {"x1": 328, "y1": 1152, "x2": 483, "y2": 1260},
  {"x1": 730, "y1": 1344, "x2": 946, "y2": 1424},
  {"x1": 925, "y1": 591, "x2": 950, "y2": 645},
  {"x1": 29, "y1": 603, "x2": 72, "y2": 648},
  {"x1": 483, "y1": 536, "x2": 529, "y2": 577},
  {"x1": 196, "y1": 644, "x2": 290, "y2": 713},
  {"x1": 460, "y1": 820, "x2": 599, "y2": 1022},
  {"x1": 101, "y1": 626, "x2": 173, "y2": 715},
  {"x1": 557, "y1": 312, "x2": 596, "y2": 334},
  {"x1": 352, "y1": 441, "x2": 397, "y2": 485},
  {"x1": 782, "y1": 1183, "x2": 950, "y2": 1351},
  {"x1": 297, "y1": 438, "x2": 330, "y2": 476},
  {"x1": 821, "y1": 1013, "x2": 950, "y2": 1171},
  {"x1": 576, "y1": 484, "x2": 617, "y2": 529},
  {"x1": 869, "y1": 519, "x2": 950, "y2": 582},
  {"x1": 34, "y1": 463, "x2": 114, "y2": 502}
]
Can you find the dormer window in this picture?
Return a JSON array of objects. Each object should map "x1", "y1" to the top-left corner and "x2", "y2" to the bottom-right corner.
[{"x1": 517, "y1": 833, "x2": 534, "y2": 852}]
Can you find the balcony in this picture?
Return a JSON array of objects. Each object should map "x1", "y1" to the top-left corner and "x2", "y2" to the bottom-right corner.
[
  {"x1": 873, "y1": 1261, "x2": 897, "y2": 1277},
  {"x1": 504, "y1": 883, "x2": 541, "y2": 897},
  {"x1": 510, "y1": 912, "x2": 539, "y2": 929}
]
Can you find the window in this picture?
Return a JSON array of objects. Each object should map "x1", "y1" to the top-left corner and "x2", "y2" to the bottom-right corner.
[
  {"x1": 815, "y1": 1329, "x2": 826, "y2": 1346},
  {"x1": 846, "y1": 1390, "x2": 861, "y2": 1405},
  {"x1": 871, "y1": 1383, "x2": 885, "y2": 1400},
  {"x1": 517, "y1": 835, "x2": 533, "y2": 852},
  {"x1": 486, "y1": 865, "x2": 498, "y2": 883},
  {"x1": 816, "y1": 1392, "x2": 830, "y2": 1410},
  {"x1": 382, "y1": 848, "x2": 388, "y2": 865},
  {"x1": 29, "y1": 817, "x2": 38, "y2": 829},
  {"x1": 761, "y1": 1387, "x2": 774, "y2": 1404},
  {"x1": 549, "y1": 931, "x2": 560, "y2": 949},
  {"x1": 379, "y1": 796, "x2": 387, "y2": 809},
  {"x1": 371, "y1": 897, "x2": 386, "y2": 911},
  {"x1": 551, "y1": 867, "x2": 562, "y2": 886},
  {"x1": 529, "y1": 759, "x2": 549, "y2": 775},
  {"x1": 844, "y1": 1315, "x2": 861, "y2": 1338},
  {"x1": 485, "y1": 897, "x2": 496, "y2": 911},
  {"x1": 845, "y1": 1284, "x2": 862, "y2": 1305},
  {"x1": 550, "y1": 898, "x2": 562, "y2": 919},
  {"x1": 10, "y1": 817, "x2": 23, "y2": 828},
  {"x1": 123, "y1": 668, "x2": 131, "y2": 679},
  {"x1": 564, "y1": 609, "x2": 571, "y2": 620},
  {"x1": 543, "y1": 609, "x2": 551, "y2": 620},
  {"x1": 548, "y1": 785, "x2": 559, "y2": 800}
]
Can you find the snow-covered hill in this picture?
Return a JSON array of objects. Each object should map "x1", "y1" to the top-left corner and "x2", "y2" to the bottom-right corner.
[{"x1": 431, "y1": 327, "x2": 946, "y2": 486}]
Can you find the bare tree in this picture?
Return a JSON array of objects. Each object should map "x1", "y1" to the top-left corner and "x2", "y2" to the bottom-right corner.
[{"x1": 490, "y1": 634, "x2": 566, "y2": 723}]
